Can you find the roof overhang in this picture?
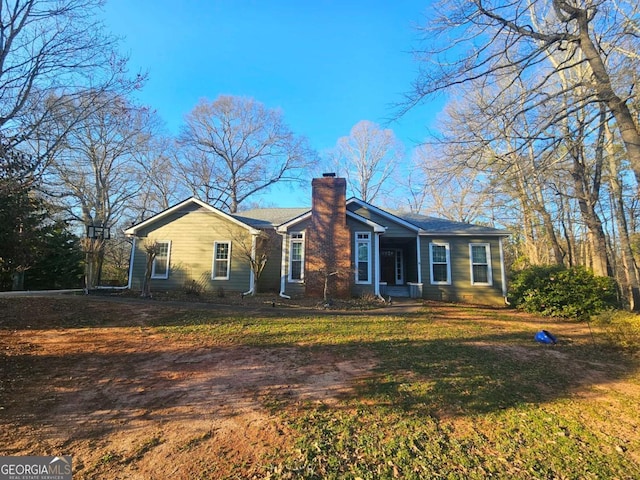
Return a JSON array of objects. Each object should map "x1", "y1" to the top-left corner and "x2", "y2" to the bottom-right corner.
[
  {"x1": 418, "y1": 231, "x2": 511, "y2": 237},
  {"x1": 346, "y1": 210, "x2": 386, "y2": 232},
  {"x1": 275, "y1": 210, "x2": 312, "y2": 233},
  {"x1": 347, "y1": 198, "x2": 421, "y2": 233}
]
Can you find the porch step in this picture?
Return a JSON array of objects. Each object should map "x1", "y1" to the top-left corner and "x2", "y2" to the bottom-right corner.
[{"x1": 381, "y1": 286, "x2": 410, "y2": 298}]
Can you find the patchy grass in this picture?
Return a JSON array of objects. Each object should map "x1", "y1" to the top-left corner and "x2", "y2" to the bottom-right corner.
[
  {"x1": 1, "y1": 296, "x2": 639, "y2": 479},
  {"x1": 143, "y1": 302, "x2": 640, "y2": 479}
]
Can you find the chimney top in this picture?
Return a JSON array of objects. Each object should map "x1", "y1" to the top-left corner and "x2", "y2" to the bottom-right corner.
[{"x1": 322, "y1": 172, "x2": 336, "y2": 177}]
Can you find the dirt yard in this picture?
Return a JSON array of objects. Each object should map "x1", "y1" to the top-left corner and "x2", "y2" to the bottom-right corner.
[
  {"x1": 0, "y1": 295, "x2": 378, "y2": 479},
  {"x1": 2, "y1": 294, "x2": 637, "y2": 479}
]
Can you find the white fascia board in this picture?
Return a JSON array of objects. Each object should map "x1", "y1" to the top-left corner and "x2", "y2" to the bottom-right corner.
[
  {"x1": 276, "y1": 210, "x2": 312, "y2": 233},
  {"x1": 346, "y1": 210, "x2": 386, "y2": 233},
  {"x1": 347, "y1": 198, "x2": 421, "y2": 233},
  {"x1": 418, "y1": 231, "x2": 511, "y2": 237}
]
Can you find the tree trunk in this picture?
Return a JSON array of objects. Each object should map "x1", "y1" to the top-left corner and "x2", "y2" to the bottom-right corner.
[
  {"x1": 606, "y1": 124, "x2": 640, "y2": 309},
  {"x1": 570, "y1": 153, "x2": 611, "y2": 277},
  {"x1": 574, "y1": 8, "x2": 640, "y2": 194},
  {"x1": 141, "y1": 250, "x2": 156, "y2": 298},
  {"x1": 11, "y1": 271, "x2": 25, "y2": 291}
]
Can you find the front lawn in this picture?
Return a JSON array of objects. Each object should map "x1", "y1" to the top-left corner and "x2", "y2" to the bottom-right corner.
[{"x1": 1, "y1": 296, "x2": 638, "y2": 479}]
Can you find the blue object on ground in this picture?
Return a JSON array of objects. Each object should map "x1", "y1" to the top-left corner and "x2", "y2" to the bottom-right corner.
[{"x1": 535, "y1": 330, "x2": 557, "y2": 344}]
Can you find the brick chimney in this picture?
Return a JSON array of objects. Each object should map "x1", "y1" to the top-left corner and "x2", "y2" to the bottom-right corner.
[{"x1": 305, "y1": 174, "x2": 352, "y2": 298}]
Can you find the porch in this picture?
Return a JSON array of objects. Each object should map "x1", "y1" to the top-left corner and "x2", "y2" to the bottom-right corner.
[{"x1": 377, "y1": 237, "x2": 422, "y2": 298}]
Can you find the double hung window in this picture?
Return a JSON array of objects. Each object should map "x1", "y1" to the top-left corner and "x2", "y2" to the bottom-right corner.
[
  {"x1": 213, "y1": 241, "x2": 231, "y2": 280},
  {"x1": 470, "y1": 243, "x2": 492, "y2": 285},
  {"x1": 289, "y1": 233, "x2": 304, "y2": 282},
  {"x1": 151, "y1": 241, "x2": 171, "y2": 279},
  {"x1": 355, "y1": 232, "x2": 371, "y2": 284},
  {"x1": 429, "y1": 242, "x2": 450, "y2": 285}
]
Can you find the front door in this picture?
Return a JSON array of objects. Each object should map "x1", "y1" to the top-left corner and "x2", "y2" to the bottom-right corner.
[{"x1": 380, "y1": 249, "x2": 403, "y2": 285}]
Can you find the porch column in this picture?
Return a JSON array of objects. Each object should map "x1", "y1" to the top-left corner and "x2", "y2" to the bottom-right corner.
[
  {"x1": 416, "y1": 235, "x2": 422, "y2": 284},
  {"x1": 374, "y1": 232, "x2": 381, "y2": 296},
  {"x1": 278, "y1": 232, "x2": 289, "y2": 298},
  {"x1": 499, "y1": 237, "x2": 507, "y2": 298}
]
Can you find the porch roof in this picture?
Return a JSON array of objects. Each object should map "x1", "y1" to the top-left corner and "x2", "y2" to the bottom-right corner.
[{"x1": 395, "y1": 212, "x2": 510, "y2": 236}]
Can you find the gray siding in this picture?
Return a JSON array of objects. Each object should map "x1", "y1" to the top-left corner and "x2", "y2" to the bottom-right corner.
[
  {"x1": 419, "y1": 235, "x2": 506, "y2": 305},
  {"x1": 347, "y1": 204, "x2": 417, "y2": 237}
]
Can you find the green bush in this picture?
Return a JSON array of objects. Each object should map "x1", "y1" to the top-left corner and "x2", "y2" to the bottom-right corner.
[{"x1": 509, "y1": 265, "x2": 618, "y2": 319}]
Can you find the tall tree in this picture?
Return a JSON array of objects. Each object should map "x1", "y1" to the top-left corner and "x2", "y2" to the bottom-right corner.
[
  {"x1": 0, "y1": 137, "x2": 81, "y2": 290},
  {"x1": 0, "y1": 138, "x2": 39, "y2": 289},
  {"x1": 409, "y1": 144, "x2": 492, "y2": 224},
  {"x1": 131, "y1": 135, "x2": 186, "y2": 223},
  {"x1": 0, "y1": 0, "x2": 138, "y2": 168},
  {"x1": 407, "y1": 0, "x2": 640, "y2": 193},
  {"x1": 45, "y1": 92, "x2": 157, "y2": 286},
  {"x1": 329, "y1": 120, "x2": 403, "y2": 203},
  {"x1": 178, "y1": 95, "x2": 314, "y2": 213}
]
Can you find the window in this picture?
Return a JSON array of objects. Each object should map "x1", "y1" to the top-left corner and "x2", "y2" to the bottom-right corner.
[
  {"x1": 429, "y1": 242, "x2": 450, "y2": 285},
  {"x1": 289, "y1": 233, "x2": 304, "y2": 282},
  {"x1": 355, "y1": 232, "x2": 371, "y2": 284},
  {"x1": 151, "y1": 241, "x2": 171, "y2": 279},
  {"x1": 470, "y1": 243, "x2": 492, "y2": 285},
  {"x1": 212, "y1": 241, "x2": 231, "y2": 280}
]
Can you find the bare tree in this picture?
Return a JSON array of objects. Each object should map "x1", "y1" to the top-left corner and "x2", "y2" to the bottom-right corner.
[
  {"x1": 407, "y1": 0, "x2": 640, "y2": 193},
  {"x1": 45, "y1": 91, "x2": 157, "y2": 282},
  {"x1": 132, "y1": 135, "x2": 186, "y2": 223},
  {"x1": 422, "y1": 79, "x2": 569, "y2": 266},
  {"x1": 140, "y1": 241, "x2": 159, "y2": 298},
  {"x1": 410, "y1": 144, "x2": 491, "y2": 224},
  {"x1": 228, "y1": 227, "x2": 275, "y2": 295},
  {"x1": 329, "y1": 120, "x2": 403, "y2": 203},
  {"x1": 178, "y1": 95, "x2": 314, "y2": 213},
  {"x1": 0, "y1": 0, "x2": 140, "y2": 169}
]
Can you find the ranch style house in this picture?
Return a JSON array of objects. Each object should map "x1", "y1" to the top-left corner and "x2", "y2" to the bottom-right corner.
[{"x1": 125, "y1": 174, "x2": 510, "y2": 305}]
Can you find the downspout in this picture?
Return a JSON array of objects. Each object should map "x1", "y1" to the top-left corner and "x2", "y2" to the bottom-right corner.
[
  {"x1": 374, "y1": 231, "x2": 386, "y2": 302},
  {"x1": 278, "y1": 231, "x2": 291, "y2": 299},
  {"x1": 499, "y1": 237, "x2": 510, "y2": 305},
  {"x1": 126, "y1": 236, "x2": 136, "y2": 290},
  {"x1": 242, "y1": 233, "x2": 257, "y2": 297}
]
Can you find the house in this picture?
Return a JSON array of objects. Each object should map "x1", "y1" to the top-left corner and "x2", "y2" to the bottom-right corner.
[{"x1": 125, "y1": 174, "x2": 510, "y2": 305}]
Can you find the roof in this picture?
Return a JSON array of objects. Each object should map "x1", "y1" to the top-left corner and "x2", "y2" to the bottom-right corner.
[
  {"x1": 232, "y1": 208, "x2": 310, "y2": 228},
  {"x1": 394, "y1": 212, "x2": 510, "y2": 236},
  {"x1": 125, "y1": 197, "x2": 509, "y2": 238}
]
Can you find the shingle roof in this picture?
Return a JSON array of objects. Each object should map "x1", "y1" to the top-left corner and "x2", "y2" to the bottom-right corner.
[
  {"x1": 393, "y1": 212, "x2": 509, "y2": 236},
  {"x1": 232, "y1": 208, "x2": 310, "y2": 228},
  {"x1": 232, "y1": 205, "x2": 508, "y2": 236}
]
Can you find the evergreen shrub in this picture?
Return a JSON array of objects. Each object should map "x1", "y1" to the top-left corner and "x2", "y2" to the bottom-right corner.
[{"x1": 509, "y1": 265, "x2": 618, "y2": 319}]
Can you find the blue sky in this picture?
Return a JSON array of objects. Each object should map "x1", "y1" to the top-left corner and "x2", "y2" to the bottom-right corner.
[{"x1": 102, "y1": 1, "x2": 444, "y2": 206}]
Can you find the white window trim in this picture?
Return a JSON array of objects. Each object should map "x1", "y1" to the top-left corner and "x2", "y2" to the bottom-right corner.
[
  {"x1": 429, "y1": 242, "x2": 451, "y2": 285},
  {"x1": 355, "y1": 232, "x2": 372, "y2": 285},
  {"x1": 470, "y1": 243, "x2": 493, "y2": 286},
  {"x1": 288, "y1": 232, "x2": 305, "y2": 283},
  {"x1": 151, "y1": 240, "x2": 171, "y2": 279},
  {"x1": 212, "y1": 240, "x2": 232, "y2": 280}
]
